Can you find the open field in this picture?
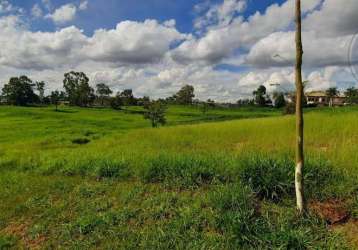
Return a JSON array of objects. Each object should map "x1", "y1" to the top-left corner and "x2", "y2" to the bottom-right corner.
[{"x1": 0, "y1": 105, "x2": 357, "y2": 249}]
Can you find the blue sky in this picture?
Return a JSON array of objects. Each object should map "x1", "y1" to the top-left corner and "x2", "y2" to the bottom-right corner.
[
  {"x1": 0, "y1": 0, "x2": 357, "y2": 100},
  {"x1": 19, "y1": 0, "x2": 286, "y2": 34}
]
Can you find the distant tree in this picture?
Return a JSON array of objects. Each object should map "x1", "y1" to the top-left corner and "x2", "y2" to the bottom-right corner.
[
  {"x1": 207, "y1": 99, "x2": 215, "y2": 108},
  {"x1": 165, "y1": 95, "x2": 176, "y2": 104},
  {"x1": 326, "y1": 87, "x2": 339, "y2": 107},
  {"x1": 110, "y1": 92, "x2": 123, "y2": 110},
  {"x1": 143, "y1": 100, "x2": 167, "y2": 127},
  {"x1": 1, "y1": 76, "x2": 38, "y2": 106},
  {"x1": 96, "y1": 83, "x2": 112, "y2": 106},
  {"x1": 345, "y1": 87, "x2": 358, "y2": 104},
  {"x1": 119, "y1": 89, "x2": 136, "y2": 106},
  {"x1": 63, "y1": 72, "x2": 95, "y2": 107},
  {"x1": 200, "y1": 102, "x2": 209, "y2": 115},
  {"x1": 273, "y1": 92, "x2": 286, "y2": 108},
  {"x1": 35, "y1": 81, "x2": 45, "y2": 103},
  {"x1": 142, "y1": 96, "x2": 151, "y2": 109},
  {"x1": 253, "y1": 85, "x2": 267, "y2": 107},
  {"x1": 175, "y1": 85, "x2": 195, "y2": 105},
  {"x1": 50, "y1": 90, "x2": 61, "y2": 111}
]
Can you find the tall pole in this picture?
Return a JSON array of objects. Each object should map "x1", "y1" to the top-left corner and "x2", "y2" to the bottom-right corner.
[{"x1": 295, "y1": 0, "x2": 305, "y2": 214}]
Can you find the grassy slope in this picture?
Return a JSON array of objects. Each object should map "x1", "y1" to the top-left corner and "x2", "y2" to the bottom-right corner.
[{"x1": 0, "y1": 105, "x2": 357, "y2": 249}]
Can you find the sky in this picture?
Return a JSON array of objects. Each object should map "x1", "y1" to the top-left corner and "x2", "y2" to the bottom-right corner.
[{"x1": 0, "y1": 0, "x2": 357, "y2": 101}]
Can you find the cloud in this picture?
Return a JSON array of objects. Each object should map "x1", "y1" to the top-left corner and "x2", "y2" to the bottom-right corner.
[
  {"x1": 172, "y1": 0, "x2": 321, "y2": 64},
  {"x1": 31, "y1": 4, "x2": 43, "y2": 18},
  {"x1": 194, "y1": 0, "x2": 247, "y2": 31},
  {"x1": 83, "y1": 19, "x2": 188, "y2": 64},
  {"x1": 0, "y1": 0, "x2": 23, "y2": 14},
  {"x1": 0, "y1": 16, "x2": 187, "y2": 70},
  {"x1": 303, "y1": 0, "x2": 358, "y2": 37},
  {"x1": 42, "y1": 0, "x2": 52, "y2": 11},
  {"x1": 0, "y1": 15, "x2": 87, "y2": 70},
  {"x1": 246, "y1": 31, "x2": 353, "y2": 68},
  {"x1": 46, "y1": 3, "x2": 77, "y2": 25},
  {"x1": 1, "y1": 0, "x2": 357, "y2": 101},
  {"x1": 79, "y1": 0, "x2": 88, "y2": 11}
]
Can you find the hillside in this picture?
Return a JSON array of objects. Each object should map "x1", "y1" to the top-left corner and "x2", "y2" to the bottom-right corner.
[{"x1": 0, "y1": 106, "x2": 357, "y2": 249}]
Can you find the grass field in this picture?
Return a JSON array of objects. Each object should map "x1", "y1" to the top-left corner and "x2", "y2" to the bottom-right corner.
[{"x1": 0, "y1": 105, "x2": 357, "y2": 249}]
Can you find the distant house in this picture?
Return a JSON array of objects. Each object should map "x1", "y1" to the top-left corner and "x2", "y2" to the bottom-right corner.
[{"x1": 305, "y1": 91, "x2": 347, "y2": 106}]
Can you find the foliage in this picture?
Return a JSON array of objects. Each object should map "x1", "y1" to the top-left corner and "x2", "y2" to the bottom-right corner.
[
  {"x1": 143, "y1": 100, "x2": 167, "y2": 127},
  {"x1": 96, "y1": 83, "x2": 112, "y2": 106},
  {"x1": 174, "y1": 85, "x2": 195, "y2": 105},
  {"x1": 35, "y1": 81, "x2": 45, "y2": 103},
  {"x1": 326, "y1": 87, "x2": 339, "y2": 107},
  {"x1": 63, "y1": 71, "x2": 95, "y2": 107},
  {"x1": 110, "y1": 93, "x2": 124, "y2": 110},
  {"x1": 345, "y1": 87, "x2": 358, "y2": 104},
  {"x1": 1, "y1": 76, "x2": 38, "y2": 106},
  {"x1": 50, "y1": 90, "x2": 65, "y2": 111},
  {"x1": 253, "y1": 85, "x2": 267, "y2": 107},
  {"x1": 273, "y1": 92, "x2": 286, "y2": 108},
  {"x1": 119, "y1": 89, "x2": 136, "y2": 106}
]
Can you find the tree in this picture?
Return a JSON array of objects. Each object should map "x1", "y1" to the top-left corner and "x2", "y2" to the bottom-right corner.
[
  {"x1": 1, "y1": 76, "x2": 38, "y2": 106},
  {"x1": 50, "y1": 91, "x2": 61, "y2": 111},
  {"x1": 326, "y1": 87, "x2": 339, "y2": 107},
  {"x1": 36, "y1": 81, "x2": 45, "y2": 103},
  {"x1": 345, "y1": 87, "x2": 358, "y2": 104},
  {"x1": 253, "y1": 85, "x2": 267, "y2": 107},
  {"x1": 143, "y1": 100, "x2": 167, "y2": 127},
  {"x1": 63, "y1": 72, "x2": 95, "y2": 107},
  {"x1": 273, "y1": 92, "x2": 286, "y2": 108},
  {"x1": 96, "y1": 83, "x2": 112, "y2": 106},
  {"x1": 120, "y1": 89, "x2": 136, "y2": 106},
  {"x1": 175, "y1": 85, "x2": 195, "y2": 105},
  {"x1": 200, "y1": 102, "x2": 209, "y2": 115},
  {"x1": 110, "y1": 92, "x2": 123, "y2": 110},
  {"x1": 295, "y1": 0, "x2": 305, "y2": 214}
]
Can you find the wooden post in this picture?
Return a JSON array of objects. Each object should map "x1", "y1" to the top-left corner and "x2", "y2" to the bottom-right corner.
[{"x1": 295, "y1": 0, "x2": 305, "y2": 214}]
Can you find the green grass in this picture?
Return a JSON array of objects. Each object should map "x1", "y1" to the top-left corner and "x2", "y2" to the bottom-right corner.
[{"x1": 0, "y1": 105, "x2": 357, "y2": 249}]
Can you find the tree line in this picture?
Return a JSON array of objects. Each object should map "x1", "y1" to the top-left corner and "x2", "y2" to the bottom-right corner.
[{"x1": 0, "y1": 72, "x2": 199, "y2": 108}]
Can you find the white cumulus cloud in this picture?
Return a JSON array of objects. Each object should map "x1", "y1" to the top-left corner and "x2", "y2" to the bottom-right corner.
[{"x1": 46, "y1": 3, "x2": 77, "y2": 25}]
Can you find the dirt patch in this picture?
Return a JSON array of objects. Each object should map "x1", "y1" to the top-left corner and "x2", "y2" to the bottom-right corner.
[
  {"x1": 309, "y1": 199, "x2": 350, "y2": 225},
  {"x1": 2, "y1": 221, "x2": 46, "y2": 250}
]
